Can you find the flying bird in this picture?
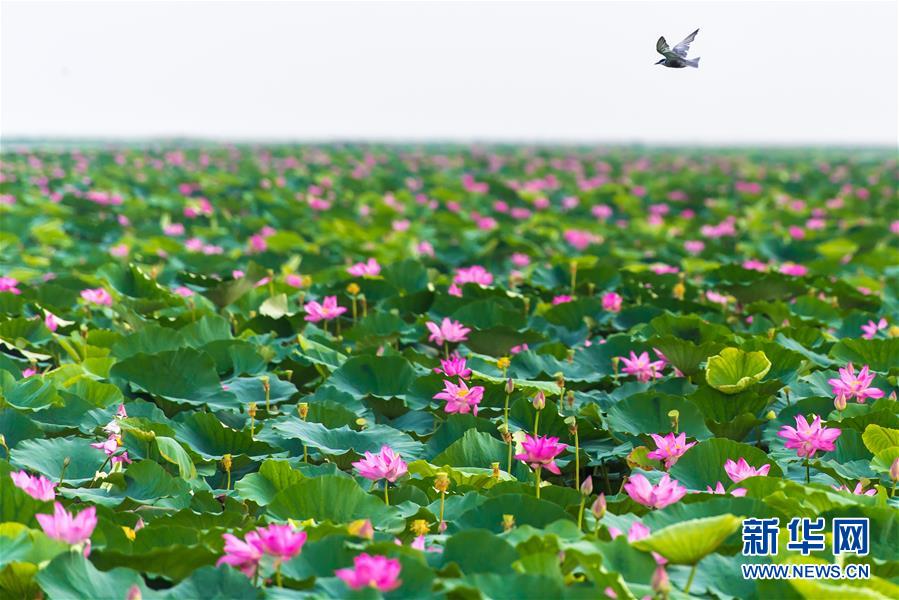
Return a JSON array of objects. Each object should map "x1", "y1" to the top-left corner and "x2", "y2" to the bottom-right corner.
[{"x1": 655, "y1": 28, "x2": 700, "y2": 68}]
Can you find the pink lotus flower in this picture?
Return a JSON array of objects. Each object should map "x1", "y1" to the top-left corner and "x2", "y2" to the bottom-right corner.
[
  {"x1": 173, "y1": 286, "x2": 194, "y2": 298},
  {"x1": 37, "y1": 502, "x2": 97, "y2": 546},
  {"x1": 706, "y1": 481, "x2": 747, "y2": 497},
  {"x1": 623, "y1": 474, "x2": 687, "y2": 509},
  {"x1": 828, "y1": 363, "x2": 884, "y2": 404},
  {"x1": 352, "y1": 446, "x2": 408, "y2": 483},
  {"x1": 454, "y1": 265, "x2": 493, "y2": 286},
  {"x1": 10, "y1": 470, "x2": 57, "y2": 501},
  {"x1": 304, "y1": 296, "x2": 347, "y2": 322},
  {"x1": 684, "y1": 240, "x2": 705, "y2": 255},
  {"x1": 706, "y1": 290, "x2": 730, "y2": 305},
  {"x1": 44, "y1": 311, "x2": 59, "y2": 332},
  {"x1": 434, "y1": 378, "x2": 484, "y2": 416},
  {"x1": 336, "y1": 553, "x2": 402, "y2": 592},
  {"x1": 164, "y1": 223, "x2": 185, "y2": 236},
  {"x1": 779, "y1": 263, "x2": 808, "y2": 277},
  {"x1": 447, "y1": 283, "x2": 463, "y2": 297},
  {"x1": 650, "y1": 264, "x2": 679, "y2": 275},
  {"x1": 426, "y1": 318, "x2": 470, "y2": 345},
  {"x1": 248, "y1": 235, "x2": 267, "y2": 253},
  {"x1": 515, "y1": 434, "x2": 567, "y2": 475},
  {"x1": 602, "y1": 292, "x2": 622, "y2": 313},
  {"x1": 91, "y1": 434, "x2": 119, "y2": 456},
  {"x1": 552, "y1": 295, "x2": 573, "y2": 305},
  {"x1": 563, "y1": 229, "x2": 598, "y2": 251},
  {"x1": 0, "y1": 277, "x2": 22, "y2": 295},
  {"x1": 23, "y1": 367, "x2": 38, "y2": 378},
  {"x1": 609, "y1": 521, "x2": 651, "y2": 543},
  {"x1": 724, "y1": 458, "x2": 770, "y2": 483},
  {"x1": 217, "y1": 531, "x2": 264, "y2": 577},
  {"x1": 285, "y1": 274, "x2": 304, "y2": 288},
  {"x1": 861, "y1": 318, "x2": 888, "y2": 340},
  {"x1": 618, "y1": 351, "x2": 665, "y2": 383},
  {"x1": 510, "y1": 253, "x2": 531, "y2": 267},
  {"x1": 347, "y1": 258, "x2": 381, "y2": 277},
  {"x1": 777, "y1": 414, "x2": 841, "y2": 458},
  {"x1": 742, "y1": 259, "x2": 768, "y2": 272},
  {"x1": 434, "y1": 354, "x2": 471, "y2": 379},
  {"x1": 254, "y1": 523, "x2": 307, "y2": 562},
  {"x1": 416, "y1": 241, "x2": 435, "y2": 257},
  {"x1": 646, "y1": 433, "x2": 696, "y2": 469},
  {"x1": 81, "y1": 287, "x2": 113, "y2": 306},
  {"x1": 833, "y1": 482, "x2": 876, "y2": 496}
]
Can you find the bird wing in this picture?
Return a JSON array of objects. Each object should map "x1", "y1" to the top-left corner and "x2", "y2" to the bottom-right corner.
[
  {"x1": 656, "y1": 36, "x2": 670, "y2": 55},
  {"x1": 672, "y1": 28, "x2": 699, "y2": 57}
]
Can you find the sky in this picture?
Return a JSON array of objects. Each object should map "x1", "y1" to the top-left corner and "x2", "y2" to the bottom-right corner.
[{"x1": 1, "y1": 1, "x2": 897, "y2": 145}]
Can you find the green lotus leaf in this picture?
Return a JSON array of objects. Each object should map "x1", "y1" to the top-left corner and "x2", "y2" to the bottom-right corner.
[
  {"x1": 633, "y1": 514, "x2": 744, "y2": 565},
  {"x1": 268, "y1": 475, "x2": 405, "y2": 531},
  {"x1": 830, "y1": 339, "x2": 899, "y2": 373},
  {"x1": 861, "y1": 424, "x2": 899, "y2": 455},
  {"x1": 326, "y1": 355, "x2": 417, "y2": 399},
  {"x1": 706, "y1": 348, "x2": 772, "y2": 394}
]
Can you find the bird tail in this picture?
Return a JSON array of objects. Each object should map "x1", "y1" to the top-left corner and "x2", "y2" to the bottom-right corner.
[{"x1": 687, "y1": 57, "x2": 700, "y2": 68}]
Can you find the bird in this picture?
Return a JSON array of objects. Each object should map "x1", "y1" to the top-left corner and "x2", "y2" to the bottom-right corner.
[{"x1": 655, "y1": 28, "x2": 700, "y2": 68}]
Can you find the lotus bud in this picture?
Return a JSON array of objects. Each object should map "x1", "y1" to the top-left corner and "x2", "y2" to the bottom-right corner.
[
  {"x1": 438, "y1": 520, "x2": 447, "y2": 533},
  {"x1": 348, "y1": 519, "x2": 374, "y2": 540},
  {"x1": 533, "y1": 390, "x2": 546, "y2": 411},
  {"x1": 411, "y1": 519, "x2": 430, "y2": 536},
  {"x1": 260, "y1": 375, "x2": 271, "y2": 411},
  {"x1": 505, "y1": 377, "x2": 515, "y2": 394},
  {"x1": 890, "y1": 390, "x2": 898, "y2": 401},
  {"x1": 298, "y1": 402, "x2": 309, "y2": 420},
  {"x1": 580, "y1": 476, "x2": 593, "y2": 496},
  {"x1": 346, "y1": 282, "x2": 360, "y2": 296},
  {"x1": 612, "y1": 356, "x2": 620, "y2": 376},
  {"x1": 651, "y1": 566, "x2": 670, "y2": 596},
  {"x1": 497, "y1": 356, "x2": 511, "y2": 371},
  {"x1": 591, "y1": 493, "x2": 606, "y2": 520},
  {"x1": 491, "y1": 462, "x2": 501, "y2": 479},
  {"x1": 890, "y1": 457, "x2": 899, "y2": 483},
  {"x1": 502, "y1": 514, "x2": 516, "y2": 532},
  {"x1": 566, "y1": 390, "x2": 575, "y2": 409},
  {"x1": 834, "y1": 394, "x2": 847, "y2": 411},
  {"x1": 247, "y1": 402, "x2": 257, "y2": 418},
  {"x1": 434, "y1": 472, "x2": 450, "y2": 494},
  {"x1": 566, "y1": 416, "x2": 577, "y2": 435},
  {"x1": 126, "y1": 585, "x2": 142, "y2": 600},
  {"x1": 555, "y1": 372, "x2": 565, "y2": 389}
]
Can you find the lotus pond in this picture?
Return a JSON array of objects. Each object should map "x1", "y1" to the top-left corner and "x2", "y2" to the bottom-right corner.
[{"x1": 1, "y1": 145, "x2": 898, "y2": 599}]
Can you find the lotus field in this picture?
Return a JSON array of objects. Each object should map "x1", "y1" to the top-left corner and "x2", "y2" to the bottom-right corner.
[{"x1": 2, "y1": 145, "x2": 899, "y2": 599}]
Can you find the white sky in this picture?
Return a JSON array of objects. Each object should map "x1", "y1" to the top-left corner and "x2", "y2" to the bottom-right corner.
[{"x1": 1, "y1": 1, "x2": 897, "y2": 145}]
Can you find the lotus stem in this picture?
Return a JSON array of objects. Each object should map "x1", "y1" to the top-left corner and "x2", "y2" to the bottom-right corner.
[
  {"x1": 535, "y1": 466, "x2": 542, "y2": 499},
  {"x1": 684, "y1": 564, "x2": 697, "y2": 594},
  {"x1": 384, "y1": 479, "x2": 389, "y2": 505}
]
